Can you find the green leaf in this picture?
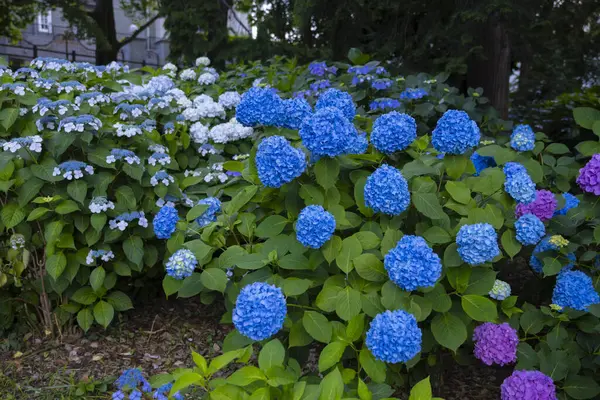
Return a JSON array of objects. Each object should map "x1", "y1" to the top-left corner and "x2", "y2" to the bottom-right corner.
[
  {"x1": 573, "y1": 107, "x2": 600, "y2": 129},
  {"x1": 542, "y1": 257, "x2": 563, "y2": 276},
  {"x1": 106, "y1": 291, "x2": 133, "y2": 311},
  {"x1": 353, "y1": 253, "x2": 386, "y2": 282},
  {"x1": 255, "y1": 215, "x2": 288, "y2": 238},
  {"x1": 27, "y1": 207, "x2": 50, "y2": 221},
  {"x1": 444, "y1": 155, "x2": 468, "y2": 179},
  {"x1": 430, "y1": 313, "x2": 467, "y2": 352},
  {"x1": 357, "y1": 379, "x2": 372, "y2": 400},
  {"x1": 303, "y1": 311, "x2": 332, "y2": 343},
  {"x1": 55, "y1": 200, "x2": 80, "y2": 214},
  {"x1": 354, "y1": 177, "x2": 374, "y2": 217},
  {"x1": 259, "y1": 339, "x2": 285, "y2": 371},
  {"x1": 470, "y1": 168, "x2": 504, "y2": 195},
  {"x1": 353, "y1": 231, "x2": 380, "y2": 250},
  {"x1": 17, "y1": 178, "x2": 44, "y2": 207},
  {"x1": 186, "y1": 204, "x2": 209, "y2": 222},
  {"x1": 501, "y1": 230, "x2": 521, "y2": 259},
  {"x1": 359, "y1": 348, "x2": 386, "y2": 383},
  {"x1": 464, "y1": 268, "x2": 496, "y2": 295},
  {"x1": 413, "y1": 192, "x2": 446, "y2": 220},
  {"x1": 315, "y1": 158, "x2": 339, "y2": 189},
  {"x1": 423, "y1": 226, "x2": 451, "y2": 244},
  {"x1": 170, "y1": 372, "x2": 203, "y2": 396},
  {"x1": 563, "y1": 376, "x2": 600, "y2": 399},
  {"x1": 162, "y1": 275, "x2": 183, "y2": 296},
  {"x1": 318, "y1": 341, "x2": 347, "y2": 372},
  {"x1": 225, "y1": 185, "x2": 258, "y2": 214},
  {"x1": 545, "y1": 143, "x2": 570, "y2": 155},
  {"x1": 227, "y1": 366, "x2": 266, "y2": 386},
  {"x1": 335, "y1": 287, "x2": 362, "y2": 321},
  {"x1": 279, "y1": 253, "x2": 310, "y2": 270},
  {"x1": 409, "y1": 376, "x2": 433, "y2": 400},
  {"x1": 200, "y1": 268, "x2": 227, "y2": 293},
  {"x1": 177, "y1": 273, "x2": 204, "y2": 298},
  {"x1": 208, "y1": 347, "x2": 247, "y2": 374},
  {"x1": 77, "y1": 308, "x2": 94, "y2": 332},
  {"x1": 1, "y1": 202, "x2": 25, "y2": 228},
  {"x1": 90, "y1": 267, "x2": 106, "y2": 293},
  {"x1": 539, "y1": 350, "x2": 569, "y2": 381},
  {"x1": 516, "y1": 342, "x2": 538, "y2": 370},
  {"x1": 67, "y1": 181, "x2": 87, "y2": 205},
  {"x1": 424, "y1": 284, "x2": 452, "y2": 313},
  {"x1": 283, "y1": 278, "x2": 312, "y2": 296},
  {"x1": 289, "y1": 320, "x2": 313, "y2": 348},
  {"x1": 316, "y1": 286, "x2": 342, "y2": 312},
  {"x1": 93, "y1": 300, "x2": 114, "y2": 329},
  {"x1": 46, "y1": 252, "x2": 67, "y2": 280},
  {"x1": 336, "y1": 236, "x2": 362, "y2": 273},
  {"x1": 443, "y1": 243, "x2": 463, "y2": 267},
  {"x1": 346, "y1": 313, "x2": 365, "y2": 342},
  {"x1": 461, "y1": 295, "x2": 497, "y2": 321},
  {"x1": 381, "y1": 229, "x2": 402, "y2": 254},
  {"x1": 0, "y1": 108, "x2": 19, "y2": 130},
  {"x1": 123, "y1": 236, "x2": 144, "y2": 265},
  {"x1": 184, "y1": 239, "x2": 213, "y2": 262},
  {"x1": 319, "y1": 368, "x2": 344, "y2": 400},
  {"x1": 72, "y1": 287, "x2": 97, "y2": 305},
  {"x1": 322, "y1": 235, "x2": 342, "y2": 263},
  {"x1": 192, "y1": 351, "x2": 208, "y2": 374}
]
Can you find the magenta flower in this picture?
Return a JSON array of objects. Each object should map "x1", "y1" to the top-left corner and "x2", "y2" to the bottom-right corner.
[
  {"x1": 473, "y1": 322, "x2": 518, "y2": 366},
  {"x1": 515, "y1": 190, "x2": 557, "y2": 221},
  {"x1": 576, "y1": 154, "x2": 600, "y2": 195}
]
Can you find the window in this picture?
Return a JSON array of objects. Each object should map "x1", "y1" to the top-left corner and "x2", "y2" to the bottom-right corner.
[{"x1": 37, "y1": 11, "x2": 52, "y2": 33}]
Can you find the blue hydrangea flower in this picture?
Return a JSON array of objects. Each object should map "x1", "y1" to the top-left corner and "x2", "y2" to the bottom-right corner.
[
  {"x1": 233, "y1": 282, "x2": 287, "y2": 341},
  {"x1": 384, "y1": 235, "x2": 442, "y2": 291},
  {"x1": 364, "y1": 164, "x2": 410, "y2": 216},
  {"x1": 470, "y1": 153, "x2": 496, "y2": 176},
  {"x1": 279, "y1": 98, "x2": 312, "y2": 130},
  {"x1": 315, "y1": 89, "x2": 356, "y2": 121},
  {"x1": 299, "y1": 107, "x2": 358, "y2": 158},
  {"x1": 503, "y1": 162, "x2": 536, "y2": 204},
  {"x1": 554, "y1": 193, "x2": 579, "y2": 216},
  {"x1": 510, "y1": 124, "x2": 535, "y2": 152},
  {"x1": 399, "y1": 88, "x2": 428, "y2": 100},
  {"x1": 489, "y1": 280, "x2": 511, "y2": 301},
  {"x1": 196, "y1": 197, "x2": 221, "y2": 227},
  {"x1": 371, "y1": 78, "x2": 393, "y2": 90},
  {"x1": 366, "y1": 310, "x2": 422, "y2": 363},
  {"x1": 369, "y1": 98, "x2": 400, "y2": 111},
  {"x1": 552, "y1": 270, "x2": 600, "y2": 311},
  {"x1": 530, "y1": 236, "x2": 575, "y2": 274},
  {"x1": 236, "y1": 87, "x2": 285, "y2": 127},
  {"x1": 515, "y1": 214, "x2": 545, "y2": 245},
  {"x1": 256, "y1": 136, "x2": 306, "y2": 187},
  {"x1": 431, "y1": 110, "x2": 480, "y2": 154},
  {"x1": 345, "y1": 130, "x2": 369, "y2": 155},
  {"x1": 165, "y1": 249, "x2": 198, "y2": 280},
  {"x1": 296, "y1": 205, "x2": 336, "y2": 249},
  {"x1": 114, "y1": 369, "x2": 151, "y2": 393},
  {"x1": 456, "y1": 223, "x2": 500, "y2": 265},
  {"x1": 153, "y1": 206, "x2": 179, "y2": 239},
  {"x1": 370, "y1": 112, "x2": 417, "y2": 154},
  {"x1": 152, "y1": 383, "x2": 183, "y2": 400}
]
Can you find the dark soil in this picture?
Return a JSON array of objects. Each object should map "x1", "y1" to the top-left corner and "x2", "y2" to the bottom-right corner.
[{"x1": 0, "y1": 296, "x2": 503, "y2": 399}]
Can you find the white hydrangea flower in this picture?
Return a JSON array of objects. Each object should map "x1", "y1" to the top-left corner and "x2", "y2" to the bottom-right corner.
[
  {"x1": 180, "y1": 69, "x2": 197, "y2": 81},
  {"x1": 218, "y1": 91, "x2": 241, "y2": 109},
  {"x1": 190, "y1": 122, "x2": 209, "y2": 144},
  {"x1": 209, "y1": 118, "x2": 254, "y2": 144},
  {"x1": 197, "y1": 72, "x2": 217, "y2": 85},
  {"x1": 196, "y1": 57, "x2": 210, "y2": 67}
]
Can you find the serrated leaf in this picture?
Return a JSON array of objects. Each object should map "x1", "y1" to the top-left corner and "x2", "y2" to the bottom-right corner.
[
  {"x1": 200, "y1": 268, "x2": 227, "y2": 293},
  {"x1": 93, "y1": 300, "x2": 114, "y2": 329},
  {"x1": 318, "y1": 341, "x2": 347, "y2": 372},
  {"x1": 303, "y1": 311, "x2": 332, "y2": 343},
  {"x1": 431, "y1": 313, "x2": 467, "y2": 352}
]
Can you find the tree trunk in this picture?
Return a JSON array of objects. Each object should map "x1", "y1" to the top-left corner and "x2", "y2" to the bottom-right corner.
[
  {"x1": 467, "y1": 15, "x2": 511, "y2": 119},
  {"x1": 92, "y1": 0, "x2": 120, "y2": 64}
]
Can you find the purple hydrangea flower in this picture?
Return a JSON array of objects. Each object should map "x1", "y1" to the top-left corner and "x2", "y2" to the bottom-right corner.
[
  {"x1": 576, "y1": 154, "x2": 600, "y2": 195},
  {"x1": 515, "y1": 190, "x2": 557, "y2": 221},
  {"x1": 500, "y1": 370, "x2": 556, "y2": 400},
  {"x1": 473, "y1": 322, "x2": 518, "y2": 366}
]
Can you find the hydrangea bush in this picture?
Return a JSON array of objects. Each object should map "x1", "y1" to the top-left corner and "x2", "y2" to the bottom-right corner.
[{"x1": 1, "y1": 52, "x2": 600, "y2": 400}]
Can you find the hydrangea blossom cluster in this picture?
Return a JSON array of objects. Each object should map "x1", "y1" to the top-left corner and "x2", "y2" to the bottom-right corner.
[
  {"x1": 150, "y1": 170, "x2": 175, "y2": 186},
  {"x1": 218, "y1": 91, "x2": 242, "y2": 109},
  {"x1": 75, "y1": 91, "x2": 111, "y2": 106},
  {"x1": 309, "y1": 79, "x2": 331, "y2": 94},
  {"x1": 86, "y1": 249, "x2": 115, "y2": 265},
  {"x1": 529, "y1": 235, "x2": 575, "y2": 274},
  {"x1": 148, "y1": 152, "x2": 171, "y2": 166},
  {"x1": 554, "y1": 192, "x2": 579, "y2": 216},
  {"x1": 114, "y1": 103, "x2": 147, "y2": 120},
  {"x1": 315, "y1": 88, "x2": 356, "y2": 121},
  {"x1": 10, "y1": 234, "x2": 25, "y2": 250},
  {"x1": 113, "y1": 122, "x2": 142, "y2": 138},
  {"x1": 510, "y1": 124, "x2": 535, "y2": 151},
  {"x1": 2, "y1": 83, "x2": 29, "y2": 96},
  {"x1": 179, "y1": 68, "x2": 196, "y2": 81},
  {"x1": 296, "y1": 205, "x2": 336, "y2": 249},
  {"x1": 2, "y1": 135, "x2": 42, "y2": 153},
  {"x1": 371, "y1": 78, "x2": 393, "y2": 90},
  {"x1": 152, "y1": 383, "x2": 183, "y2": 400},
  {"x1": 58, "y1": 80, "x2": 86, "y2": 93},
  {"x1": 209, "y1": 118, "x2": 254, "y2": 143},
  {"x1": 34, "y1": 98, "x2": 79, "y2": 116},
  {"x1": 576, "y1": 154, "x2": 600, "y2": 195},
  {"x1": 503, "y1": 162, "x2": 536, "y2": 204},
  {"x1": 165, "y1": 249, "x2": 198, "y2": 280},
  {"x1": 370, "y1": 111, "x2": 416, "y2": 154},
  {"x1": 431, "y1": 110, "x2": 480, "y2": 154},
  {"x1": 163, "y1": 121, "x2": 175, "y2": 135},
  {"x1": 470, "y1": 153, "x2": 496, "y2": 176},
  {"x1": 515, "y1": 214, "x2": 545, "y2": 245},
  {"x1": 109, "y1": 211, "x2": 148, "y2": 231},
  {"x1": 233, "y1": 282, "x2": 287, "y2": 341},
  {"x1": 112, "y1": 368, "x2": 152, "y2": 400},
  {"x1": 36, "y1": 115, "x2": 58, "y2": 131},
  {"x1": 34, "y1": 78, "x2": 56, "y2": 91},
  {"x1": 299, "y1": 107, "x2": 360, "y2": 158},
  {"x1": 308, "y1": 61, "x2": 337, "y2": 76},
  {"x1": 196, "y1": 57, "x2": 210, "y2": 67},
  {"x1": 384, "y1": 235, "x2": 442, "y2": 291},
  {"x1": 53, "y1": 161, "x2": 94, "y2": 180},
  {"x1": 236, "y1": 87, "x2": 285, "y2": 127},
  {"x1": 552, "y1": 270, "x2": 600, "y2": 311},
  {"x1": 14, "y1": 67, "x2": 39, "y2": 79},
  {"x1": 153, "y1": 206, "x2": 179, "y2": 239},
  {"x1": 364, "y1": 164, "x2": 410, "y2": 216},
  {"x1": 278, "y1": 98, "x2": 312, "y2": 130},
  {"x1": 198, "y1": 72, "x2": 217, "y2": 85},
  {"x1": 500, "y1": 370, "x2": 556, "y2": 400},
  {"x1": 456, "y1": 223, "x2": 500, "y2": 265},
  {"x1": 89, "y1": 197, "x2": 115, "y2": 213},
  {"x1": 256, "y1": 136, "x2": 306, "y2": 188},
  {"x1": 106, "y1": 149, "x2": 141, "y2": 165},
  {"x1": 196, "y1": 197, "x2": 221, "y2": 227},
  {"x1": 399, "y1": 88, "x2": 428, "y2": 100},
  {"x1": 515, "y1": 190, "x2": 557, "y2": 221},
  {"x1": 58, "y1": 115, "x2": 102, "y2": 133},
  {"x1": 366, "y1": 310, "x2": 422, "y2": 363},
  {"x1": 489, "y1": 280, "x2": 511, "y2": 300},
  {"x1": 369, "y1": 98, "x2": 401, "y2": 111},
  {"x1": 182, "y1": 96, "x2": 225, "y2": 120},
  {"x1": 473, "y1": 323, "x2": 519, "y2": 366}
]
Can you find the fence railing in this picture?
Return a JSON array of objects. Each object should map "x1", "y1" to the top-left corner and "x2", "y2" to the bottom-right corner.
[{"x1": 0, "y1": 42, "x2": 161, "y2": 68}]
